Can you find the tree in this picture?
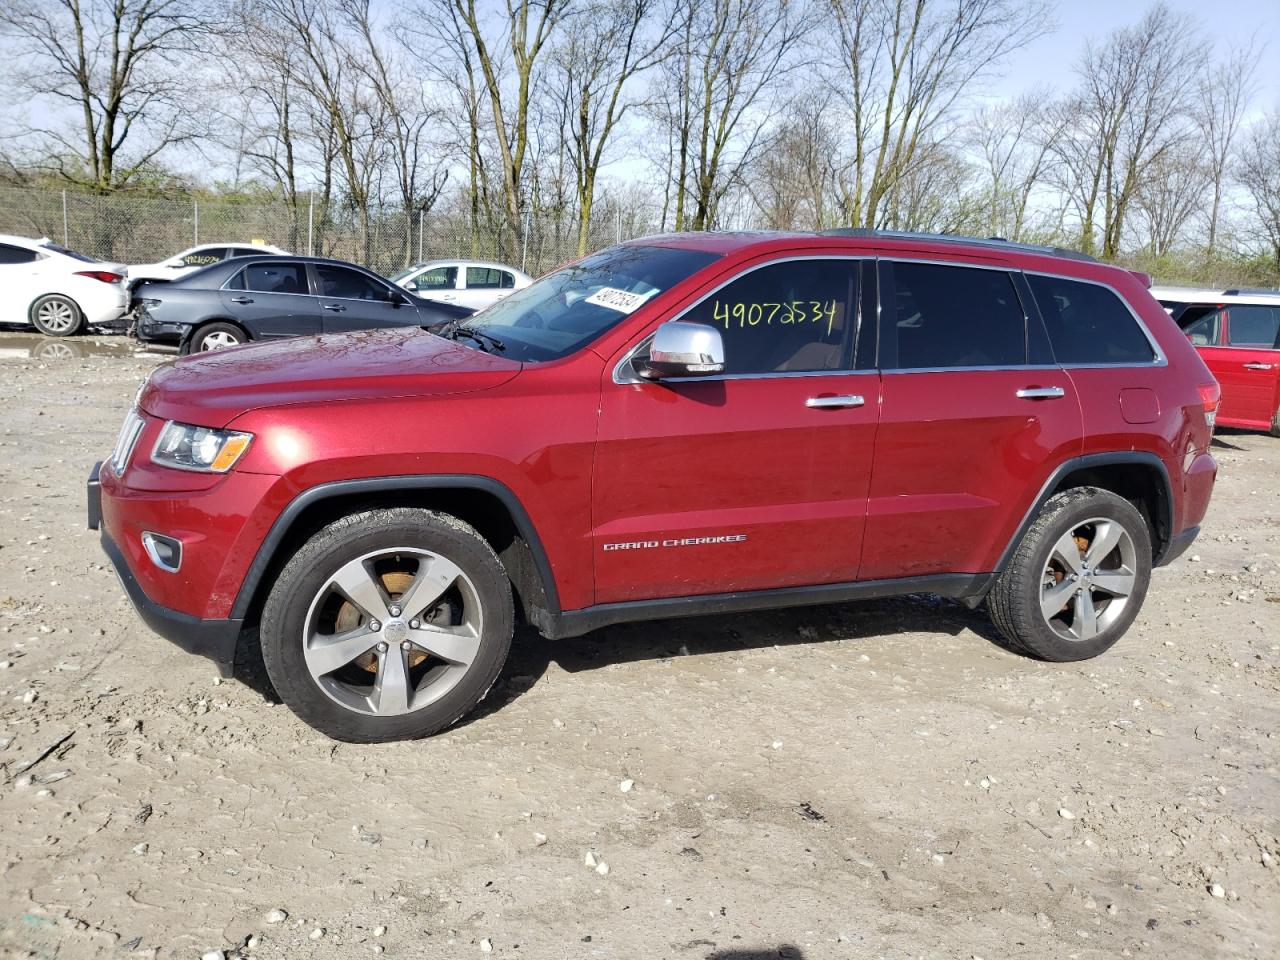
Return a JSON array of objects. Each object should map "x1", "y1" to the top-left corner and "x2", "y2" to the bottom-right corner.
[
  {"x1": 966, "y1": 93, "x2": 1066, "y2": 241},
  {"x1": 1194, "y1": 48, "x2": 1256, "y2": 256},
  {"x1": 1053, "y1": 3, "x2": 1194, "y2": 258},
  {"x1": 1237, "y1": 111, "x2": 1280, "y2": 273},
  {"x1": 652, "y1": 0, "x2": 811, "y2": 231},
  {"x1": 0, "y1": 0, "x2": 216, "y2": 189},
  {"x1": 552, "y1": 0, "x2": 676, "y2": 254},
  {"x1": 825, "y1": 0, "x2": 1049, "y2": 229}
]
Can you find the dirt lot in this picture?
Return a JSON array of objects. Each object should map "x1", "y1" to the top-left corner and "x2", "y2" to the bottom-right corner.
[{"x1": 0, "y1": 328, "x2": 1276, "y2": 960}]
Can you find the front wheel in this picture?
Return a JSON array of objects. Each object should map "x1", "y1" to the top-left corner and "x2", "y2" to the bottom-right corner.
[
  {"x1": 988, "y1": 486, "x2": 1152, "y2": 661},
  {"x1": 30, "y1": 295, "x2": 84, "y2": 336},
  {"x1": 260, "y1": 508, "x2": 514, "y2": 742}
]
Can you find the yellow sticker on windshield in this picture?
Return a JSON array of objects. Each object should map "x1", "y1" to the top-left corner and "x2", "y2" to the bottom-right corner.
[{"x1": 585, "y1": 287, "x2": 655, "y2": 314}]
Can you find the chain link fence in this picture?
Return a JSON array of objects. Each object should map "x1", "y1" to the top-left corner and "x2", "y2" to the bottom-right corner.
[{"x1": 0, "y1": 185, "x2": 645, "y2": 278}]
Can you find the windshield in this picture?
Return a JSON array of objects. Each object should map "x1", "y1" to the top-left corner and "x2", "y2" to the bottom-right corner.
[{"x1": 451, "y1": 245, "x2": 720, "y2": 362}]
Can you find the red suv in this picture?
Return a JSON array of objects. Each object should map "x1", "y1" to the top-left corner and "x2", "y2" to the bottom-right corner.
[
  {"x1": 87, "y1": 231, "x2": 1220, "y2": 742},
  {"x1": 1152, "y1": 286, "x2": 1280, "y2": 436}
]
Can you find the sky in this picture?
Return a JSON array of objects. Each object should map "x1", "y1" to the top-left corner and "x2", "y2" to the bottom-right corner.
[{"x1": 995, "y1": 0, "x2": 1279, "y2": 113}]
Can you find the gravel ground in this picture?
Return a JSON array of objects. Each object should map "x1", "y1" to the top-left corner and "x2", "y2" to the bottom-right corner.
[{"x1": 0, "y1": 329, "x2": 1277, "y2": 960}]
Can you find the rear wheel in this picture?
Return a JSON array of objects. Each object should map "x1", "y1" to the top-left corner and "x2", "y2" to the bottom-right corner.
[
  {"x1": 30, "y1": 295, "x2": 84, "y2": 337},
  {"x1": 988, "y1": 487, "x2": 1151, "y2": 661},
  {"x1": 1270, "y1": 407, "x2": 1279, "y2": 438},
  {"x1": 260, "y1": 508, "x2": 514, "y2": 742},
  {"x1": 189, "y1": 322, "x2": 247, "y2": 352}
]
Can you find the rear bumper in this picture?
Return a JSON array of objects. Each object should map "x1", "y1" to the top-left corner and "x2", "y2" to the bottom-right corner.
[
  {"x1": 1155, "y1": 524, "x2": 1199, "y2": 567},
  {"x1": 90, "y1": 460, "x2": 244, "y2": 677},
  {"x1": 135, "y1": 312, "x2": 188, "y2": 344}
]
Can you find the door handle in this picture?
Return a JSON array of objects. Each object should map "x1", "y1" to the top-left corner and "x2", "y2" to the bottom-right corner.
[
  {"x1": 230, "y1": 296, "x2": 253, "y2": 304},
  {"x1": 321, "y1": 303, "x2": 346, "y2": 312},
  {"x1": 805, "y1": 394, "x2": 865, "y2": 409},
  {"x1": 1243, "y1": 362, "x2": 1275, "y2": 370},
  {"x1": 1016, "y1": 386, "x2": 1066, "y2": 399}
]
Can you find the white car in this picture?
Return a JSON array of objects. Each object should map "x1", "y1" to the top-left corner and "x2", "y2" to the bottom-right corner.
[
  {"x1": 390, "y1": 259, "x2": 532, "y2": 311},
  {"x1": 0, "y1": 234, "x2": 129, "y2": 336},
  {"x1": 128, "y1": 243, "x2": 289, "y2": 287}
]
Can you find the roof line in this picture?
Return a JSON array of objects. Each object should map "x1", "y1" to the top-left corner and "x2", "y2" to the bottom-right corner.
[{"x1": 818, "y1": 228, "x2": 1099, "y2": 264}]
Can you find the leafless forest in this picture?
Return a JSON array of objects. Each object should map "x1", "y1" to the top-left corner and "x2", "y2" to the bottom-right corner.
[{"x1": 0, "y1": 0, "x2": 1277, "y2": 283}]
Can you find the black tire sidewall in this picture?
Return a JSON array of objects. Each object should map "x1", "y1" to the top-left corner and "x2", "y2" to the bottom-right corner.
[
  {"x1": 1006, "y1": 489, "x2": 1152, "y2": 661},
  {"x1": 261, "y1": 510, "x2": 514, "y2": 742},
  {"x1": 30, "y1": 295, "x2": 83, "y2": 337},
  {"x1": 192, "y1": 322, "x2": 245, "y2": 352}
]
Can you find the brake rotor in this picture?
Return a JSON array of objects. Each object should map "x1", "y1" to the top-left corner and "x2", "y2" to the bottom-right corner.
[{"x1": 334, "y1": 570, "x2": 432, "y2": 674}]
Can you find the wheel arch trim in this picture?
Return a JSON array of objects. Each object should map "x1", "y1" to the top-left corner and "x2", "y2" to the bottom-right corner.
[
  {"x1": 995, "y1": 451, "x2": 1176, "y2": 573},
  {"x1": 229, "y1": 474, "x2": 561, "y2": 621}
]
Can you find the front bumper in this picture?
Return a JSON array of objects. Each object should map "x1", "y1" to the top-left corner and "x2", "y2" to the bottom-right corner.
[{"x1": 89, "y1": 461, "x2": 243, "y2": 676}]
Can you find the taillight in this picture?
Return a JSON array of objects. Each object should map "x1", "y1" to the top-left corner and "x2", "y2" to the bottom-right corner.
[
  {"x1": 74, "y1": 270, "x2": 124, "y2": 283},
  {"x1": 1197, "y1": 381, "x2": 1220, "y2": 429}
]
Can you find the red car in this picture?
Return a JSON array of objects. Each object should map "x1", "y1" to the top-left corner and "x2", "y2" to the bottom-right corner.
[
  {"x1": 1152, "y1": 286, "x2": 1280, "y2": 436},
  {"x1": 88, "y1": 231, "x2": 1220, "y2": 742}
]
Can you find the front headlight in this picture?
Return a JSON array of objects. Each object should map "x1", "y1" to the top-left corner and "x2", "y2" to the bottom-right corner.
[{"x1": 152, "y1": 421, "x2": 253, "y2": 473}]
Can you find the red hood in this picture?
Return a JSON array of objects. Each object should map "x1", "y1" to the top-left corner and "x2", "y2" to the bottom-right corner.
[{"x1": 140, "y1": 327, "x2": 521, "y2": 427}]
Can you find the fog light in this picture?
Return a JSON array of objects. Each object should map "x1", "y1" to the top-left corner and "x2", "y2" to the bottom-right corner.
[{"x1": 141, "y1": 532, "x2": 182, "y2": 572}]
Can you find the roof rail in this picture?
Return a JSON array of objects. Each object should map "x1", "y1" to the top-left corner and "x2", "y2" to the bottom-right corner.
[
  {"x1": 819, "y1": 228, "x2": 1099, "y2": 264},
  {"x1": 1222, "y1": 287, "x2": 1280, "y2": 297}
]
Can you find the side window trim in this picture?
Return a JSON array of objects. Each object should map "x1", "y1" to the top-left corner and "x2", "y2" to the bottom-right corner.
[
  {"x1": 612, "y1": 255, "x2": 871, "y2": 385},
  {"x1": 877, "y1": 257, "x2": 1035, "y2": 373},
  {"x1": 1022, "y1": 268, "x2": 1167, "y2": 367}
]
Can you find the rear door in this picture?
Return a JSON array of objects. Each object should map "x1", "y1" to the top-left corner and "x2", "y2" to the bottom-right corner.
[
  {"x1": 860, "y1": 258, "x2": 1082, "y2": 580},
  {"x1": 592, "y1": 256, "x2": 879, "y2": 603},
  {"x1": 220, "y1": 260, "x2": 320, "y2": 338},
  {"x1": 312, "y1": 263, "x2": 421, "y2": 333},
  {"x1": 1220, "y1": 304, "x2": 1280, "y2": 426}
]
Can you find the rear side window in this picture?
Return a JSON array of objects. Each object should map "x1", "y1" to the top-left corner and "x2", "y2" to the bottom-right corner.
[
  {"x1": 242, "y1": 262, "x2": 307, "y2": 294},
  {"x1": 1226, "y1": 305, "x2": 1280, "y2": 348},
  {"x1": 883, "y1": 262, "x2": 1026, "y2": 369},
  {"x1": 0, "y1": 243, "x2": 38, "y2": 264},
  {"x1": 466, "y1": 266, "x2": 511, "y2": 289},
  {"x1": 1028, "y1": 275, "x2": 1156, "y2": 364},
  {"x1": 680, "y1": 258, "x2": 858, "y2": 375},
  {"x1": 316, "y1": 264, "x2": 395, "y2": 301}
]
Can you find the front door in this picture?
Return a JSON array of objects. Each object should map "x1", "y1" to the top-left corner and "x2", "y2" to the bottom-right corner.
[
  {"x1": 220, "y1": 260, "x2": 320, "y2": 339},
  {"x1": 313, "y1": 263, "x2": 422, "y2": 334},
  {"x1": 860, "y1": 259, "x2": 1083, "y2": 580},
  {"x1": 592, "y1": 257, "x2": 879, "y2": 604}
]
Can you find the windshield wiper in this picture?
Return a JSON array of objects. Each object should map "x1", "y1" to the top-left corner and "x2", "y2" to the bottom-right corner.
[{"x1": 439, "y1": 320, "x2": 506, "y2": 353}]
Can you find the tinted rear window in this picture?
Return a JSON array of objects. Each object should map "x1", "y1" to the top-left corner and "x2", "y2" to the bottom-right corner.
[
  {"x1": 885, "y1": 262, "x2": 1026, "y2": 369},
  {"x1": 1028, "y1": 275, "x2": 1156, "y2": 364}
]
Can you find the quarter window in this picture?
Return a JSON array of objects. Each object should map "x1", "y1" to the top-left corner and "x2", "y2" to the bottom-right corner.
[
  {"x1": 884, "y1": 262, "x2": 1026, "y2": 369},
  {"x1": 679, "y1": 259, "x2": 858, "y2": 375},
  {"x1": 1226, "y1": 304, "x2": 1280, "y2": 348},
  {"x1": 1027, "y1": 274, "x2": 1156, "y2": 364},
  {"x1": 1181, "y1": 309, "x2": 1223, "y2": 346},
  {"x1": 241, "y1": 262, "x2": 307, "y2": 294}
]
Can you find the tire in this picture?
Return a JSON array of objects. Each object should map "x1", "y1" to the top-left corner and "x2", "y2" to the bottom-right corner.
[
  {"x1": 29, "y1": 295, "x2": 84, "y2": 337},
  {"x1": 988, "y1": 486, "x2": 1152, "y2": 662},
  {"x1": 1270, "y1": 408, "x2": 1279, "y2": 439},
  {"x1": 260, "y1": 508, "x2": 514, "y2": 742},
  {"x1": 189, "y1": 322, "x2": 247, "y2": 353}
]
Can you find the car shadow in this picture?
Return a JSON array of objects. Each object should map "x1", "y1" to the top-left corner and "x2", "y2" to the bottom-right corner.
[
  {"x1": 461, "y1": 592, "x2": 1007, "y2": 728},
  {"x1": 232, "y1": 592, "x2": 1010, "y2": 723},
  {"x1": 706, "y1": 948, "x2": 805, "y2": 960}
]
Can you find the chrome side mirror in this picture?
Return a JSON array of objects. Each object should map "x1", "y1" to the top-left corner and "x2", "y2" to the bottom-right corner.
[{"x1": 638, "y1": 320, "x2": 725, "y2": 379}]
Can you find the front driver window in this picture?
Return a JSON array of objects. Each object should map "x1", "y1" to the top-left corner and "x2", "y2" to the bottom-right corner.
[
  {"x1": 678, "y1": 259, "x2": 858, "y2": 374},
  {"x1": 415, "y1": 266, "x2": 457, "y2": 290}
]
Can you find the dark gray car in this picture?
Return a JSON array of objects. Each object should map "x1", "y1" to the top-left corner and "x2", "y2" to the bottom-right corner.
[{"x1": 132, "y1": 255, "x2": 474, "y2": 352}]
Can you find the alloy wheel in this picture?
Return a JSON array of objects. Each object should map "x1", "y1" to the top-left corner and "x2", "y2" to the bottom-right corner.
[
  {"x1": 302, "y1": 547, "x2": 483, "y2": 716},
  {"x1": 199, "y1": 331, "x2": 241, "y2": 350},
  {"x1": 1039, "y1": 517, "x2": 1137, "y2": 641},
  {"x1": 37, "y1": 299, "x2": 77, "y2": 333}
]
